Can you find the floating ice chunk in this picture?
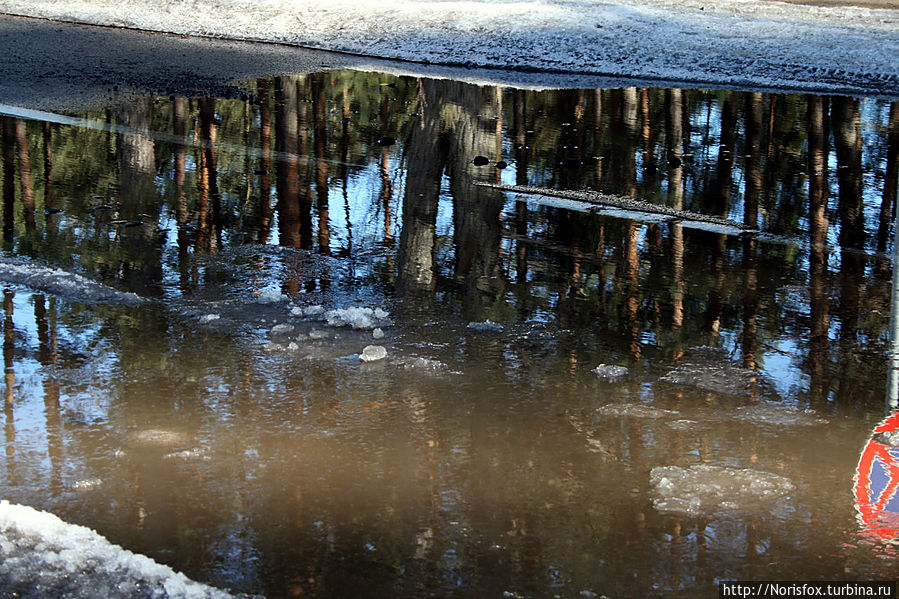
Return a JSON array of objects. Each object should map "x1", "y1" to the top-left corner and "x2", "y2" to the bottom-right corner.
[
  {"x1": 72, "y1": 478, "x2": 103, "y2": 491},
  {"x1": 731, "y1": 403, "x2": 827, "y2": 427},
  {"x1": 374, "y1": 308, "x2": 389, "y2": 319},
  {"x1": 660, "y1": 363, "x2": 762, "y2": 396},
  {"x1": 129, "y1": 428, "x2": 190, "y2": 448},
  {"x1": 303, "y1": 305, "x2": 325, "y2": 317},
  {"x1": 308, "y1": 329, "x2": 330, "y2": 340},
  {"x1": 0, "y1": 258, "x2": 144, "y2": 305},
  {"x1": 467, "y1": 320, "x2": 504, "y2": 333},
  {"x1": 372, "y1": 327, "x2": 385, "y2": 339},
  {"x1": 287, "y1": 342, "x2": 300, "y2": 351},
  {"x1": 199, "y1": 314, "x2": 220, "y2": 323},
  {"x1": 0, "y1": 500, "x2": 238, "y2": 598},
  {"x1": 650, "y1": 464, "x2": 794, "y2": 515},
  {"x1": 360, "y1": 345, "x2": 387, "y2": 362},
  {"x1": 270, "y1": 324, "x2": 295, "y2": 335},
  {"x1": 596, "y1": 404, "x2": 679, "y2": 418},
  {"x1": 255, "y1": 289, "x2": 287, "y2": 304},
  {"x1": 290, "y1": 306, "x2": 304, "y2": 316},
  {"x1": 263, "y1": 342, "x2": 283, "y2": 351},
  {"x1": 592, "y1": 364, "x2": 628, "y2": 380},
  {"x1": 162, "y1": 447, "x2": 210, "y2": 462}
]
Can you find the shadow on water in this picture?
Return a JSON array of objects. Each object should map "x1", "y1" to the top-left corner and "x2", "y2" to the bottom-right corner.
[{"x1": 1, "y1": 72, "x2": 899, "y2": 597}]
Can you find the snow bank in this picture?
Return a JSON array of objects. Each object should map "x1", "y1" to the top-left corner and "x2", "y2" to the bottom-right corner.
[
  {"x1": 0, "y1": 501, "x2": 243, "y2": 598},
  {"x1": 0, "y1": 258, "x2": 144, "y2": 305},
  {"x1": 1, "y1": 0, "x2": 897, "y2": 94}
]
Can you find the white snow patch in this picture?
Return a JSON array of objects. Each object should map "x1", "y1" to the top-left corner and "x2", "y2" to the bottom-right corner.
[
  {"x1": 0, "y1": 501, "x2": 238, "y2": 597},
  {"x1": 0, "y1": 0, "x2": 897, "y2": 94}
]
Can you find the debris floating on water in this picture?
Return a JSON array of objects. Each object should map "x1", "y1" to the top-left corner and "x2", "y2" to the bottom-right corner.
[
  {"x1": 467, "y1": 320, "x2": 504, "y2": 333},
  {"x1": 650, "y1": 464, "x2": 794, "y2": 515},
  {"x1": 360, "y1": 345, "x2": 388, "y2": 362},
  {"x1": 592, "y1": 364, "x2": 628, "y2": 380}
]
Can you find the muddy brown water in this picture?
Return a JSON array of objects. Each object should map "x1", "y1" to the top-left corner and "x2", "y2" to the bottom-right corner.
[{"x1": 0, "y1": 73, "x2": 898, "y2": 597}]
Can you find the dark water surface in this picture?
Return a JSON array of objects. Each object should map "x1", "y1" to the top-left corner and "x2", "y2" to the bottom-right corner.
[{"x1": 1, "y1": 72, "x2": 899, "y2": 597}]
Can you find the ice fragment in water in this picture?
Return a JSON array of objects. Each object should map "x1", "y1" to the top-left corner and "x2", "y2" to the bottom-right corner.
[
  {"x1": 660, "y1": 363, "x2": 762, "y2": 396},
  {"x1": 592, "y1": 364, "x2": 628, "y2": 380},
  {"x1": 270, "y1": 324, "x2": 295, "y2": 335},
  {"x1": 303, "y1": 305, "x2": 325, "y2": 317},
  {"x1": 372, "y1": 327, "x2": 385, "y2": 339},
  {"x1": 199, "y1": 314, "x2": 220, "y2": 323},
  {"x1": 290, "y1": 306, "x2": 304, "y2": 316},
  {"x1": 360, "y1": 345, "x2": 387, "y2": 362},
  {"x1": 467, "y1": 320, "x2": 504, "y2": 332},
  {"x1": 255, "y1": 289, "x2": 287, "y2": 304},
  {"x1": 309, "y1": 329, "x2": 330, "y2": 340},
  {"x1": 596, "y1": 404, "x2": 679, "y2": 418},
  {"x1": 649, "y1": 464, "x2": 794, "y2": 515}
]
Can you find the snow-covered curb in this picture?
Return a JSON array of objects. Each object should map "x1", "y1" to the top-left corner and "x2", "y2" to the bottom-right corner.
[{"x1": 1, "y1": 0, "x2": 898, "y2": 94}]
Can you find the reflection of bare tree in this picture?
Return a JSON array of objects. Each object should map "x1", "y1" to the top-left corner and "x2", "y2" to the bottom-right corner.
[
  {"x1": 313, "y1": 73, "x2": 331, "y2": 255},
  {"x1": 257, "y1": 79, "x2": 273, "y2": 244},
  {"x1": 42, "y1": 122, "x2": 54, "y2": 217},
  {"x1": 275, "y1": 76, "x2": 314, "y2": 253},
  {"x1": 196, "y1": 98, "x2": 222, "y2": 252},
  {"x1": 876, "y1": 102, "x2": 899, "y2": 278},
  {"x1": 2, "y1": 117, "x2": 15, "y2": 241},
  {"x1": 35, "y1": 295, "x2": 62, "y2": 492},
  {"x1": 173, "y1": 98, "x2": 189, "y2": 272},
  {"x1": 807, "y1": 95, "x2": 831, "y2": 402},
  {"x1": 3, "y1": 290, "x2": 13, "y2": 485},
  {"x1": 706, "y1": 93, "x2": 738, "y2": 336},
  {"x1": 742, "y1": 93, "x2": 764, "y2": 370},
  {"x1": 667, "y1": 89, "x2": 685, "y2": 330},
  {"x1": 833, "y1": 97, "x2": 864, "y2": 349},
  {"x1": 397, "y1": 79, "x2": 449, "y2": 294},
  {"x1": 446, "y1": 82, "x2": 506, "y2": 316},
  {"x1": 14, "y1": 120, "x2": 35, "y2": 231}
]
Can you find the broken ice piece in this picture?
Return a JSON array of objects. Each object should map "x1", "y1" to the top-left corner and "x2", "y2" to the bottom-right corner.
[
  {"x1": 467, "y1": 320, "x2": 503, "y2": 332},
  {"x1": 360, "y1": 345, "x2": 387, "y2": 362},
  {"x1": 592, "y1": 364, "x2": 628, "y2": 380}
]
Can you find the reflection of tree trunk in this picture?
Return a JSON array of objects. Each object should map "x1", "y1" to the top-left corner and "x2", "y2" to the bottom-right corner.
[
  {"x1": 42, "y1": 122, "x2": 54, "y2": 208},
  {"x1": 3, "y1": 290, "x2": 14, "y2": 408},
  {"x1": 876, "y1": 102, "x2": 899, "y2": 278},
  {"x1": 513, "y1": 89, "x2": 529, "y2": 283},
  {"x1": 35, "y1": 295, "x2": 62, "y2": 492},
  {"x1": 706, "y1": 93, "x2": 737, "y2": 336},
  {"x1": 173, "y1": 98, "x2": 189, "y2": 271},
  {"x1": 276, "y1": 76, "x2": 302, "y2": 249},
  {"x1": 446, "y1": 82, "x2": 506, "y2": 316},
  {"x1": 807, "y1": 95, "x2": 830, "y2": 400},
  {"x1": 2, "y1": 118, "x2": 15, "y2": 241},
  {"x1": 741, "y1": 93, "x2": 764, "y2": 369},
  {"x1": 833, "y1": 97, "x2": 864, "y2": 348},
  {"x1": 116, "y1": 98, "x2": 162, "y2": 294},
  {"x1": 666, "y1": 89, "x2": 685, "y2": 329},
  {"x1": 397, "y1": 79, "x2": 449, "y2": 294},
  {"x1": 3, "y1": 289, "x2": 13, "y2": 484},
  {"x1": 197, "y1": 98, "x2": 222, "y2": 251},
  {"x1": 14, "y1": 120, "x2": 35, "y2": 231},
  {"x1": 313, "y1": 73, "x2": 330, "y2": 255},
  {"x1": 257, "y1": 79, "x2": 273, "y2": 244}
]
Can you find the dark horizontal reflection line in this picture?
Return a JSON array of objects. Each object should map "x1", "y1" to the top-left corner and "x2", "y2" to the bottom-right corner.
[
  {"x1": 0, "y1": 102, "x2": 359, "y2": 169},
  {"x1": 489, "y1": 183, "x2": 895, "y2": 261}
]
